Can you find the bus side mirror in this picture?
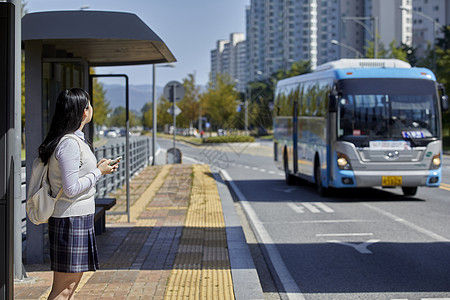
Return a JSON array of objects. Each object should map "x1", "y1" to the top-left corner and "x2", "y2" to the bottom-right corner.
[
  {"x1": 442, "y1": 95, "x2": 449, "y2": 112},
  {"x1": 438, "y1": 83, "x2": 449, "y2": 112},
  {"x1": 329, "y1": 94, "x2": 337, "y2": 113}
]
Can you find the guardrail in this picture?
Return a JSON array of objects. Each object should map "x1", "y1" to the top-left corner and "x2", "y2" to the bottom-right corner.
[
  {"x1": 21, "y1": 136, "x2": 152, "y2": 236},
  {"x1": 94, "y1": 137, "x2": 151, "y2": 197}
]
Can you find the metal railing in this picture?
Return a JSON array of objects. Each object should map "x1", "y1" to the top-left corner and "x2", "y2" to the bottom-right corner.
[{"x1": 21, "y1": 136, "x2": 152, "y2": 236}]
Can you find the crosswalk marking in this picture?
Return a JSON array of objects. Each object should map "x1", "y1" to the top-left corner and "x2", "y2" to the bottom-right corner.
[{"x1": 288, "y1": 202, "x2": 334, "y2": 214}]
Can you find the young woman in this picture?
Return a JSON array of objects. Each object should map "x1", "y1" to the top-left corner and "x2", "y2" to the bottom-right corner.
[{"x1": 38, "y1": 88, "x2": 118, "y2": 299}]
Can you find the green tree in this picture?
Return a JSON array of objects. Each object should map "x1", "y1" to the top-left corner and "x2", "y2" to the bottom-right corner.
[
  {"x1": 178, "y1": 73, "x2": 200, "y2": 128},
  {"x1": 108, "y1": 106, "x2": 140, "y2": 128},
  {"x1": 365, "y1": 35, "x2": 388, "y2": 58},
  {"x1": 204, "y1": 73, "x2": 238, "y2": 128},
  {"x1": 435, "y1": 49, "x2": 450, "y2": 135},
  {"x1": 91, "y1": 77, "x2": 111, "y2": 126},
  {"x1": 141, "y1": 102, "x2": 153, "y2": 129},
  {"x1": 388, "y1": 40, "x2": 408, "y2": 62},
  {"x1": 157, "y1": 97, "x2": 173, "y2": 131}
]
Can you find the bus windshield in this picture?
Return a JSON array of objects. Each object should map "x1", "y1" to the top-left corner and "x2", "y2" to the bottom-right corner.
[{"x1": 337, "y1": 78, "x2": 439, "y2": 146}]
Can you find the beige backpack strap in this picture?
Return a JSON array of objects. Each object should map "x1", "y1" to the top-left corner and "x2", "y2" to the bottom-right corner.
[{"x1": 59, "y1": 133, "x2": 84, "y2": 166}]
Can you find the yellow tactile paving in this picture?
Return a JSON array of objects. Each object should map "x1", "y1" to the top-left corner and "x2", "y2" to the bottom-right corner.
[
  {"x1": 118, "y1": 164, "x2": 172, "y2": 222},
  {"x1": 164, "y1": 164, "x2": 235, "y2": 300},
  {"x1": 15, "y1": 164, "x2": 236, "y2": 299},
  {"x1": 146, "y1": 206, "x2": 188, "y2": 210}
]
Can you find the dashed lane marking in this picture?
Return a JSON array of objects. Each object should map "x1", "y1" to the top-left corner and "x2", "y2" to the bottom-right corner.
[
  {"x1": 288, "y1": 202, "x2": 334, "y2": 213},
  {"x1": 316, "y1": 233, "x2": 373, "y2": 237}
]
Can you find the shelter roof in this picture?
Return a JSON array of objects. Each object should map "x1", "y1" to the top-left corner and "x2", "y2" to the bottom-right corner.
[{"x1": 22, "y1": 10, "x2": 176, "y2": 66}]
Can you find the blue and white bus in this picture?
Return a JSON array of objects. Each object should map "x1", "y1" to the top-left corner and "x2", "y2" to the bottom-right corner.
[{"x1": 273, "y1": 59, "x2": 449, "y2": 196}]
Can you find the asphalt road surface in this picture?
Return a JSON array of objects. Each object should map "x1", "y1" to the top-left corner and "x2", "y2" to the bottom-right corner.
[{"x1": 156, "y1": 137, "x2": 450, "y2": 300}]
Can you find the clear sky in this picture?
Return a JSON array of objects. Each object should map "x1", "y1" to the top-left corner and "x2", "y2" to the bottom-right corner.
[{"x1": 25, "y1": 0, "x2": 250, "y2": 87}]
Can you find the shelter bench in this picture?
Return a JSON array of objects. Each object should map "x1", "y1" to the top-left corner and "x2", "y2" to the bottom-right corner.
[{"x1": 94, "y1": 197, "x2": 117, "y2": 235}]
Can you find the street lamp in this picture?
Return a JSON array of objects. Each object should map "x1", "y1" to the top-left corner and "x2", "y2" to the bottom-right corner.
[
  {"x1": 331, "y1": 39, "x2": 364, "y2": 58},
  {"x1": 399, "y1": 6, "x2": 444, "y2": 72},
  {"x1": 342, "y1": 16, "x2": 378, "y2": 58},
  {"x1": 152, "y1": 63, "x2": 175, "y2": 165},
  {"x1": 244, "y1": 70, "x2": 263, "y2": 136}
]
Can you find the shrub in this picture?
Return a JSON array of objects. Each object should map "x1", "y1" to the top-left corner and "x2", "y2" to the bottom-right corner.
[{"x1": 202, "y1": 135, "x2": 255, "y2": 143}]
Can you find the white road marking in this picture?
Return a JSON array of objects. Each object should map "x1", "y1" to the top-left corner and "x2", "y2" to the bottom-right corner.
[
  {"x1": 259, "y1": 168, "x2": 266, "y2": 172},
  {"x1": 268, "y1": 170, "x2": 275, "y2": 174},
  {"x1": 294, "y1": 219, "x2": 376, "y2": 224},
  {"x1": 288, "y1": 203, "x2": 335, "y2": 213},
  {"x1": 314, "y1": 202, "x2": 335, "y2": 213},
  {"x1": 302, "y1": 203, "x2": 321, "y2": 213},
  {"x1": 364, "y1": 203, "x2": 450, "y2": 243},
  {"x1": 183, "y1": 156, "x2": 203, "y2": 164},
  {"x1": 328, "y1": 239, "x2": 380, "y2": 254},
  {"x1": 287, "y1": 203, "x2": 305, "y2": 213},
  {"x1": 316, "y1": 233, "x2": 373, "y2": 237},
  {"x1": 221, "y1": 170, "x2": 305, "y2": 300}
]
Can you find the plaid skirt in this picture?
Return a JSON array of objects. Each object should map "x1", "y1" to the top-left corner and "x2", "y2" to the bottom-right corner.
[{"x1": 48, "y1": 214, "x2": 99, "y2": 273}]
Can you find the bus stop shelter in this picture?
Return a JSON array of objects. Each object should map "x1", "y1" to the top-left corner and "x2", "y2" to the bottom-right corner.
[{"x1": 22, "y1": 10, "x2": 176, "y2": 265}]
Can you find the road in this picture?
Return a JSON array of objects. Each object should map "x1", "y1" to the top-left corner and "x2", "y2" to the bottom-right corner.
[{"x1": 156, "y1": 137, "x2": 450, "y2": 300}]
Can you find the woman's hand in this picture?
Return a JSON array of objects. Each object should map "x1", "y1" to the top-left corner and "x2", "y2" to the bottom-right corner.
[
  {"x1": 97, "y1": 159, "x2": 119, "y2": 175},
  {"x1": 97, "y1": 158, "x2": 107, "y2": 168}
]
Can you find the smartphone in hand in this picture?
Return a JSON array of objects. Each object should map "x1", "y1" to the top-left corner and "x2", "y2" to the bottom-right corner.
[{"x1": 109, "y1": 156, "x2": 122, "y2": 166}]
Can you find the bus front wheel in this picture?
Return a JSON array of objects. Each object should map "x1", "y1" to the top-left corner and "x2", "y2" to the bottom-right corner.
[
  {"x1": 402, "y1": 187, "x2": 417, "y2": 196},
  {"x1": 315, "y1": 160, "x2": 328, "y2": 197},
  {"x1": 284, "y1": 149, "x2": 295, "y2": 185}
]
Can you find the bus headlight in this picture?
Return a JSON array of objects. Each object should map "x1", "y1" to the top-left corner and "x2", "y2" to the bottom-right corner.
[
  {"x1": 430, "y1": 153, "x2": 441, "y2": 169},
  {"x1": 337, "y1": 152, "x2": 352, "y2": 170}
]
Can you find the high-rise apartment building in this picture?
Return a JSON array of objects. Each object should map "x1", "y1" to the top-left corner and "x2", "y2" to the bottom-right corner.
[
  {"x1": 210, "y1": 33, "x2": 246, "y2": 92},
  {"x1": 245, "y1": 0, "x2": 416, "y2": 79},
  {"x1": 411, "y1": 0, "x2": 450, "y2": 57},
  {"x1": 246, "y1": 0, "x2": 320, "y2": 82},
  {"x1": 367, "y1": 0, "x2": 413, "y2": 49},
  {"x1": 211, "y1": 0, "x2": 420, "y2": 87}
]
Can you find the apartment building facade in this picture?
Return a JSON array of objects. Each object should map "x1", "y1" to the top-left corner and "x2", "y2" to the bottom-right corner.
[
  {"x1": 411, "y1": 0, "x2": 450, "y2": 57},
  {"x1": 210, "y1": 33, "x2": 247, "y2": 92},
  {"x1": 211, "y1": 0, "x2": 431, "y2": 88}
]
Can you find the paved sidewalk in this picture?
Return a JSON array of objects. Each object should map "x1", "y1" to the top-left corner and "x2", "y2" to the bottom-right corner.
[{"x1": 14, "y1": 164, "x2": 263, "y2": 299}]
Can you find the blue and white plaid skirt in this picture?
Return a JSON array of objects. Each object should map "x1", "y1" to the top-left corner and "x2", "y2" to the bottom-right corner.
[{"x1": 48, "y1": 214, "x2": 99, "y2": 273}]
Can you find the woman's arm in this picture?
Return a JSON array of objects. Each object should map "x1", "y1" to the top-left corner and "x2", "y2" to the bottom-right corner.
[{"x1": 55, "y1": 138, "x2": 101, "y2": 198}]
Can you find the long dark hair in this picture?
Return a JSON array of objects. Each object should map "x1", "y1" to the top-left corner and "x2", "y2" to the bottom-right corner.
[{"x1": 39, "y1": 88, "x2": 91, "y2": 164}]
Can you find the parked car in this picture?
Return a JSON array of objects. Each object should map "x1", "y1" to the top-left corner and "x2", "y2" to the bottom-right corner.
[
  {"x1": 105, "y1": 129, "x2": 118, "y2": 138},
  {"x1": 217, "y1": 129, "x2": 227, "y2": 136}
]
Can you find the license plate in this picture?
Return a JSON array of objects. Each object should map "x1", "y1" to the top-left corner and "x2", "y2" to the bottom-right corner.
[{"x1": 382, "y1": 176, "x2": 402, "y2": 186}]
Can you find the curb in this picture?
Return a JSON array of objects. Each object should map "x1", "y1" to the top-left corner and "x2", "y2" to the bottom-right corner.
[{"x1": 213, "y1": 172, "x2": 265, "y2": 300}]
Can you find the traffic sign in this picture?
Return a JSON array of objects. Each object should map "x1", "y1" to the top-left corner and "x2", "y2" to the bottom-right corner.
[
  {"x1": 167, "y1": 105, "x2": 182, "y2": 117},
  {"x1": 163, "y1": 81, "x2": 185, "y2": 102}
]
